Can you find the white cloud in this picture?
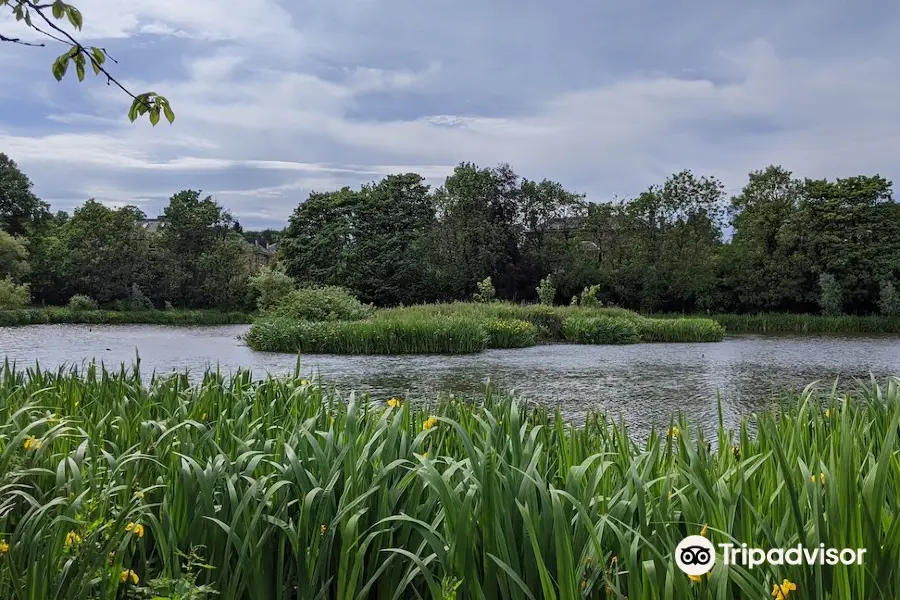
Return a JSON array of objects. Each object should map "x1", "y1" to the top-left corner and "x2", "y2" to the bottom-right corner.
[{"x1": 2, "y1": 0, "x2": 899, "y2": 227}]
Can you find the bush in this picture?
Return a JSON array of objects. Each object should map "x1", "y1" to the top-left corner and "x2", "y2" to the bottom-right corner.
[
  {"x1": 562, "y1": 315, "x2": 641, "y2": 344},
  {"x1": 0, "y1": 277, "x2": 29, "y2": 309},
  {"x1": 472, "y1": 277, "x2": 496, "y2": 303},
  {"x1": 536, "y1": 276, "x2": 556, "y2": 306},
  {"x1": 273, "y1": 286, "x2": 373, "y2": 321},
  {"x1": 67, "y1": 295, "x2": 98, "y2": 311},
  {"x1": 818, "y1": 272, "x2": 842, "y2": 316},
  {"x1": 879, "y1": 280, "x2": 900, "y2": 317},
  {"x1": 249, "y1": 266, "x2": 295, "y2": 311},
  {"x1": 577, "y1": 284, "x2": 603, "y2": 307},
  {"x1": 245, "y1": 315, "x2": 487, "y2": 354}
]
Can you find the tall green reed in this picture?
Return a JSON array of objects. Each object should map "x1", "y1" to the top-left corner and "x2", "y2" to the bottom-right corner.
[{"x1": 1, "y1": 363, "x2": 895, "y2": 599}]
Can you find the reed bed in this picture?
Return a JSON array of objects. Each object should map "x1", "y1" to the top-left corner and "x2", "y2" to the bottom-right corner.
[
  {"x1": 243, "y1": 316, "x2": 489, "y2": 354},
  {"x1": 636, "y1": 317, "x2": 726, "y2": 342},
  {"x1": 706, "y1": 313, "x2": 900, "y2": 334},
  {"x1": 0, "y1": 308, "x2": 252, "y2": 326},
  {"x1": 0, "y1": 363, "x2": 896, "y2": 599},
  {"x1": 562, "y1": 315, "x2": 642, "y2": 344}
]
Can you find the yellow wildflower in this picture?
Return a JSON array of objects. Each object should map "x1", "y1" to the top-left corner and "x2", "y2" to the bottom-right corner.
[
  {"x1": 300, "y1": 379, "x2": 310, "y2": 385},
  {"x1": 772, "y1": 579, "x2": 797, "y2": 599},
  {"x1": 23, "y1": 436, "x2": 42, "y2": 451},
  {"x1": 320, "y1": 524, "x2": 327, "y2": 536},
  {"x1": 0, "y1": 540, "x2": 8, "y2": 553},
  {"x1": 810, "y1": 472, "x2": 825, "y2": 486},
  {"x1": 689, "y1": 574, "x2": 702, "y2": 583},
  {"x1": 824, "y1": 408, "x2": 831, "y2": 418},
  {"x1": 732, "y1": 446, "x2": 741, "y2": 460},
  {"x1": 423, "y1": 416, "x2": 438, "y2": 430},
  {"x1": 700, "y1": 524, "x2": 708, "y2": 538},
  {"x1": 126, "y1": 523, "x2": 144, "y2": 538},
  {"x1": 119, "y1": 569, "x2": 139, "y2": 585},
  {"x1": 64, "y1": 531, "x2": 82, "y2": 547},
  {"x1": 387, "y1": 397, "x2": 402, "y2": 408},
  {"x1": 668, "y1": 426, "x2": 680, "y2": 438}
]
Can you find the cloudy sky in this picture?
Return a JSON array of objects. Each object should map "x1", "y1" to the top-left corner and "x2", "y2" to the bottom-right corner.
[{"x1": 1, "y1": 0, "x2": 898, "y2": 229}]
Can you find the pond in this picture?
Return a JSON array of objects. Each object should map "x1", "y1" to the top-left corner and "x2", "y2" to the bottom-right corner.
[{"x1": 2, "y1": 324, "x2": 899, "y2": 434}]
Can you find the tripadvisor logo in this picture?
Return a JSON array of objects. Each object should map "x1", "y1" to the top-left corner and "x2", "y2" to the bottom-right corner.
[{"x1": 675, "y1": 536, "x2": 866, "y2": 574}]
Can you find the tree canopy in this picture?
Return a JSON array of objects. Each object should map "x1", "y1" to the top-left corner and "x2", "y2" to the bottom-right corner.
[{"x1": 1, "y1": 151, "x2": 898, "y2": 316}]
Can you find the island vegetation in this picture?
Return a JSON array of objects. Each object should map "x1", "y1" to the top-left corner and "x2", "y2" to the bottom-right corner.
[
  {"x1": 0, "y1": 363, "x2": 895, "y2": 599},
  {"x1": 2, "y1": 153, "x2": 900, "y2": 336}
]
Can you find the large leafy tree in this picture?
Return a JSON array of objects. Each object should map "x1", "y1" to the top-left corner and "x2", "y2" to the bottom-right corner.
[
  {"x1": 56, "y1": 200, "x2": 151, "y2": 303},
  {"x1": 1, "y1": 0, "x2": 173, "y2": 124},
  {"x1": 796, "y1": 175, "x2": 899, "y2": 313},
  {"x1": 431, "y1": 163, "x2": 525, "y2": 300},
  {"x1": 161, "y1": 190, "x2": 244, "y2": 307},
  {"x1": 0, "y1": 153, "x2": 49, "y2": 236},
  {"x1": 726, "y1": 165, "x2": 810, "y2": 312},
  {"x1": 281, "y1": 175, "x2": 437, "y2": 305}
]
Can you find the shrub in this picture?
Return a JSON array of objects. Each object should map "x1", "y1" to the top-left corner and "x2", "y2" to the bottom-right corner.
[
  {"x1": 67, "y1": 295, "x2": 98, "y2": 311},
  {"x1": 879, "y1": 280, "x2": 900, "y2": 317},
  {"x1": 536, "y1": 276, "x2": 556, "y2": 306},
  {"x1": 273, "y1": 286, "x2": 372, "y2": 322},
  {"x1": 818, "y1": 272, "x2": 842, "y2": 316},
  {"x1": 577, "y1": 284, "x2": 603, "y2": 307},
  {"x1": 0, "y1": 277, "x2": 29, "y2": 309},
  {"x1": 562, "y1": 315, "x2": 641, "y2": 344},
  {"x1": 245, "y1": 315, "x2": 487, "y2": 354},
  {"x1": 249, "y1": 266, "x2": 295, "y2": 311},
  {"x1": 472, "y1": 277, "x2": 496, "y2": 303}
]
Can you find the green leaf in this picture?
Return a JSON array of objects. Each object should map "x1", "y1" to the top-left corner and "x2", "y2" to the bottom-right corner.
[
  {"x1": 89, "y1": 47, "x2": 105, "y2": 75},
  {"x1": 51, "y1": 54, "x2": 70, "y2": 81},
  {"x1": 128, "y1": 99, "x2": 141, "y2": 123},
  {"x1": 74, "y1": 55, "x2": 85, "y2": 82},
  {"x1": 156, "y1": 96, "x2": 175, "y2": 125},
  {"x1": 51, "y1": 0, "x2": 65, "y2": 19},
  {"x1": 149, "y1": 108, "x2": 160, "y2": 126},
  {"x1": 13, "y1": 4, "x2": 23, "y2": 20},
  {"x1": 66, "y1": 6, "x2": 83, "y2": 29}
]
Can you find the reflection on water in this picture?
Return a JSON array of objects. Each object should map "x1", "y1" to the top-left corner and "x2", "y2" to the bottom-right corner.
[{"x1": 2, "y1": 324, "x2": 899, "y2": 435}]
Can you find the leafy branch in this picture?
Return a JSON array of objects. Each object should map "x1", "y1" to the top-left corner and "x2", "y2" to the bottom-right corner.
[{"x1": 0, "y1": 0, "x2": 174, "y2": 125}]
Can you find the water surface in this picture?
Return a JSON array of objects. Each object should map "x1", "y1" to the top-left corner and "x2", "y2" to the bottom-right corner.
[{"x1": 2, "y1": 324, "x2": 899, "y2": 434}]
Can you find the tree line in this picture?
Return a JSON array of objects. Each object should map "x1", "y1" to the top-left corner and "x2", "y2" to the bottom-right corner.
[
  {"x1": 2, "y1": 151, "x2": 899, "y2": 315},
  {"x1": 279, "y1": 163, "x2": 900, "y2": 315},
  {"x1": 0, "y1": 153, "x2": 257, "y2": 310}
]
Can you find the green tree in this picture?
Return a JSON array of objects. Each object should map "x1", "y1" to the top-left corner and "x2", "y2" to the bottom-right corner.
[
  {"x1": 431, "y1": 163, "x2": 523, "y2": 299},
  {"x1": 0, "y1": 153, "x2": 49, "y2": 236},
  {"x1": 1, "y1": 1, "x2": 174, "y2": 124},
  {"x1": 281, "y1": 175, "x2": 437, "y2": 306},
  {"x1": 197, "y1": 236, "x2": 253, "y2": 310},
  {"x1": 726, "y1": 165, "x2": 810, "y2": 312},
  {"x1": 56, "y1": 200, "x2": 151, "y2": 303},
  {"x1": 0, "y1": 230, "x2": 28, "y2": 279},
  {"x1": 281, "y1": 187, "x2": 359, "y2": 290},
  {"x1": 879, "y1": 280, "x2": 900, "y2": 317},
  {"x1": 797, "y1": 175, "x2": 899, "y2": 313},
  {"x1": 345, "y1": 174, "x2": 436, "y2": 305},
  {"x1": 162, "y1": 190, "x2": 237, "y2": 307},
  {"x1": 818, "y1": 272, "x2": 843, "y2": 316}
]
